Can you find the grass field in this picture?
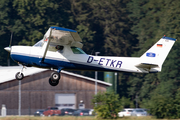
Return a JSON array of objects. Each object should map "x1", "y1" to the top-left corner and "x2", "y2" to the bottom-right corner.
[{"x1": 0, "y1": 116, "x2": 175, "y2": 120}]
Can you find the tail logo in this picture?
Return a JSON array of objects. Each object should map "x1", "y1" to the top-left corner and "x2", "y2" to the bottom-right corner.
[{"x1": 146, "y1": 52, "x2": 156, "y2": 57}]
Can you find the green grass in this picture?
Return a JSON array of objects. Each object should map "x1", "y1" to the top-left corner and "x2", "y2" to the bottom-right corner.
[{"x1": 0, "y1": 116, "x2": 178, "y2": 120}]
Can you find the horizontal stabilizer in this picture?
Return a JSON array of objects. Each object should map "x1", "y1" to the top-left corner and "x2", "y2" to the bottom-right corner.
[{"x1": 136, "y1": 63, "x2": 159, "y2": 69}]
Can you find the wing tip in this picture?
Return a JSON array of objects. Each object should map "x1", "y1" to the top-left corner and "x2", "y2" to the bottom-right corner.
[
  {"x1": 50, "y1": 26, "x2": 77, "y2": 33},
  {"x1": 162, "y1": 36, "x2": 176, "y2": 41}
]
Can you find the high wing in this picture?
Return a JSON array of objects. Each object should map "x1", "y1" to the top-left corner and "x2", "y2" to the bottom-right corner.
[
  {"x1": 41, "y1": 26, "x2": 83, "y2": 62},
  {"x1": 44, "y1": 26, "x2": 83, "y2": 48}
]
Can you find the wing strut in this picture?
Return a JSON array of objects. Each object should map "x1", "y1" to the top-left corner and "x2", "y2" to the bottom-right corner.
[{"x1": 41, "y1": 28, "x2": 52, "y2": 63}]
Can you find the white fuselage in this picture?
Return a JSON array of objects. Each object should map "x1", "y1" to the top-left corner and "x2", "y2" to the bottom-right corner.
[{"x1": 10, "y1": 45, "x2": 148, "y2": 73}]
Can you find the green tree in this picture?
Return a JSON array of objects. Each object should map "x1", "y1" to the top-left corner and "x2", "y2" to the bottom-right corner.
[
  {"x1": 0, "y1": 0, "x2": 25, "y2": 66},
  {"x1": 120, "y1": 96, "x2": 134, "y2": 108},
  {"x1": 89, "y1": 0, "x2": 137, "y2": 57},
  {"x1": 92, "y1": 91, "x2": 122, "y2": 119},
  {"x1": 143, "y1": 91, "x2": 180, "y2": 119},
  {"x1": 127, "y1": 0, "x2": 180, "y2": 107},
  {"x1": 13, "y1": 0, "x2": 57, "y2": 45}
]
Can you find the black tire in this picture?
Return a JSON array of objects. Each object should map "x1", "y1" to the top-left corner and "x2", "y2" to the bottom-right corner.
[
  {"x1": 50, "y1": 71, "x2": 60, "y2": 81},
  {"x1": 49, "y1": 78, "x2": 59, "y2": 86},
  {"x1": 15, "y1": 72, "x2": 24, "y2": 80}
]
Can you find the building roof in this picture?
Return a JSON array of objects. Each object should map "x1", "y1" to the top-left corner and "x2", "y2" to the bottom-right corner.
[{"x1": 0, "y1": 66, "x2": 112, "y2": 86}]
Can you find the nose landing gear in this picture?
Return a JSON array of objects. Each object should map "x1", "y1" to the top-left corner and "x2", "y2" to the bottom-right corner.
[
  {"x1": 15, "y1": 66, "x2": 26, "y2": 80},
  {"x1": 15, "y1": 72, "x2": 24, "y2": 80}
]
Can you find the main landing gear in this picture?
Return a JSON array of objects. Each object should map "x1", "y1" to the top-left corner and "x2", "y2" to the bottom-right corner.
[
  {"x1": 15, "y1": 66, "x2": 61, "y2": 86},
  {"x1": 49, "y1": 71, "x2": 61, "y2": 86},
  {"x1": 49, "y1": 68, "x2": 62, "y2": 86}
]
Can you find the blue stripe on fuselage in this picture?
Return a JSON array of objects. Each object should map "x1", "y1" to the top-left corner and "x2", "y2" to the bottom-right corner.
[{"x1": 11, "y1": 54, "x2": 118, "y2": 72}]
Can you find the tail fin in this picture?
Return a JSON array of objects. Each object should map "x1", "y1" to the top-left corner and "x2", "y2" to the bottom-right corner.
[{"x1": 137, "y1": 36, "x2": 176, "y2": 72}]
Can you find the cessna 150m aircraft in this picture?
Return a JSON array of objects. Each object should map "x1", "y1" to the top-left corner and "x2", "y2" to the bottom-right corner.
[{"x1": 4, "y1": 26, "x2": 176, "y2": 86}]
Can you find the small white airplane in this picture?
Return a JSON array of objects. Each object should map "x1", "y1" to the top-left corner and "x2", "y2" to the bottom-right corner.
[{"x1": 4, "y1": 26, "x2": 177, "y2": 86}]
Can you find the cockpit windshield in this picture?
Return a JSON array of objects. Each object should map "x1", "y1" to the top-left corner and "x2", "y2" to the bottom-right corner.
[
  {"x1": 71, "y1": 47, "x2": 86, "y2": 54},
  {"x1": 33, "y1": 40, "x2": 44, "y2": 47}
]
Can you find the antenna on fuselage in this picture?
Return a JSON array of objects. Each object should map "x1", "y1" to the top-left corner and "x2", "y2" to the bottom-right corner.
[{"x1": 91, "y1": 48, "x2": 94, "y2": 55}]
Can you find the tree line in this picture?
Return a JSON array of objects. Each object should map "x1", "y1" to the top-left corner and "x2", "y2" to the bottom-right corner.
[{"x1": 1, "y1": 0, "x2": 180, "y2": 118}]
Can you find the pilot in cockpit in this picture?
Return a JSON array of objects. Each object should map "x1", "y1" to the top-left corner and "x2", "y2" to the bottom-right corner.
[{"x1": 55, "y1": 45, "x2": 64, "y2": 53}]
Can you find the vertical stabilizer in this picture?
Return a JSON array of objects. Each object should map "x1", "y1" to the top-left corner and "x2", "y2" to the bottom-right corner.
[{"x1": 139, "y1": 36, "x2": 176, "y2": 72}]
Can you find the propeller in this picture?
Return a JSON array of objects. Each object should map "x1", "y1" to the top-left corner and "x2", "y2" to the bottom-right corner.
[{"x1": 6, "y1": 32, "x2": 13, "y2": 66}]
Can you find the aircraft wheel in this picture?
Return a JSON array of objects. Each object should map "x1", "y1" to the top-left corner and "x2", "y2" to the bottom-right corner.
[
  {"x1": 50, "y1": 71, "x2": 60, "y2": 81},
  {"x1": 15, "y1": 72, "x2": 24, "y2": 80},
  {"x1": 49, "y1": 78, "x2": 59, "y2": 86}
]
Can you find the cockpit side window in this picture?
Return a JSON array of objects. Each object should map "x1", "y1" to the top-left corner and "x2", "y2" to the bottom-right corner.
[
  {"x1": 71, "y1": 47, "x2": 86, "y2": 54},
  {"x1": 56, "y1": 45, "x2": 64, "y2": 53},
  {"x1": 33, "y1": 40, "x2": 44, "y2": 47},
  {"x1": 56, "y1": 45, "x2": 64, "y2": 51}
]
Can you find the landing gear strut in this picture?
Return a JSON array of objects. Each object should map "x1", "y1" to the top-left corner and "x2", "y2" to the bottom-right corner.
[{"x1": 49, "y1": 71, "x2": 61, "y2": 86}]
